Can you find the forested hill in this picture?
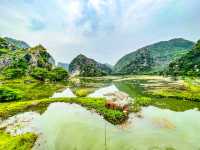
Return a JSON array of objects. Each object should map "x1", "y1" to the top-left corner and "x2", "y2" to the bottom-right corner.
[
  {"x1": 113, "y1": 38, "x2": 195, "y2": 75},
  {"x1": 69, "y1": 54, "x2": 112, "y2": 77},
  {"x1": 166, "y1": 40, "x2": 200, "y2": 76}
]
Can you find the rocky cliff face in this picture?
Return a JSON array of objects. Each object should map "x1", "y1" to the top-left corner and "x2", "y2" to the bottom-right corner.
[
  {"x1": 114, "y1": 38, "x2": 195, "y2": 75},
  {"x1": 0, "y1": 39, "x2": 55, "y2": 72},
  {"x1": 28, "y1": 45, "x2": 55, "y2": 70},
  {"x1": 69, "y1": 54, "x2": 112, "y2": 76}
]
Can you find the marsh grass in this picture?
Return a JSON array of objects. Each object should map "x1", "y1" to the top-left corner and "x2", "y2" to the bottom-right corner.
[
  {"x1": 114, "y1": 76, "x2": 200, "y2": 112},
  {"x1": 148, "y1": 78, "x2": 200, "y2": 101},
  {"x1": 0, "y1": 130, "x2": 37, "y2": 150}
]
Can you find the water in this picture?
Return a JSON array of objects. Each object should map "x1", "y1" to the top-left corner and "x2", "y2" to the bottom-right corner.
[
  {"x1": 51, "y1": 88, "x2": 76, "y2": 98},
  {"x1": 88, "y1": 84, "x2": 119, "y2": 97},
  {"x1": 33, "y1": 102, "x2": 200, "y2": 150}
]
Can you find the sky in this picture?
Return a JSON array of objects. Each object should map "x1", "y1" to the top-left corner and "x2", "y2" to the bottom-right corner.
[{"x1": 0, "y1": 0, "x2": 200, "y2": 65}]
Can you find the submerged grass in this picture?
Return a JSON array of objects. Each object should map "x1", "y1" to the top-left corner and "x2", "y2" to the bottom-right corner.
[
  {"x1": 0, "y1": 97, "x2": 126, "y2": 125},
  {"x1": 148, "y1": 78, "x2": 200, "y2": 102},
  {"x1": 114, "y1": 77, "x2": 200, "y2": 112},
  {"x1": 0, "y1": 130, "x2": 37, "y2": 150}
]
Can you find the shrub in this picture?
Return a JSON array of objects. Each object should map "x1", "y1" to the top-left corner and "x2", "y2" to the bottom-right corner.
[
  {"x1": 47, "y1": 67, "x2": 69, "y2": 81},
  {"x1": 0, "y1": 86, "x2": 24, "y2": 102},
  {"x1": 31, "y1": 67, "x2": 48, "y2": 81},
  {"x1": 75, "y1": 88, "x2": 90, "y2": 97},
  {"x1": 3, "y1": 68, "x2": 26, "y2": 79}
]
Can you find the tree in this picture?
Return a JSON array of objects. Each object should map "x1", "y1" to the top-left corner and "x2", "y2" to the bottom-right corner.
[
  {"x1": 3, "y1": 68, "x2": 26, "y2": 79},
  {"x1": 48, "y1": 67, "x2": 69, "y2": 81},
  {"x1": 31, "y1": 67, "x2": 48, "y2": 81}
]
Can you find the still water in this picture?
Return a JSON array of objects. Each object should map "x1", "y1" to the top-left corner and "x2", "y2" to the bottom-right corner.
[{"x1": 33, "y1": 102, "x2": 200, "y2": 150}]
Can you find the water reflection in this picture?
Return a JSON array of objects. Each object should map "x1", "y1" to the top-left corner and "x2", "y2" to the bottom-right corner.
[
  {"x1": 51, "y1": 88, "x2": 76, "y2": 98},
  {"x1": 34, "y1": 103, "x2": 200, "y2": 150}
]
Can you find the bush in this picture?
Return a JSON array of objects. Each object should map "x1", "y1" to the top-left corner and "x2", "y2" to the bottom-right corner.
[
  {"x1": 47, "y1": 67, "x2": 69, "y2": 81},
  {"x1": 3, "y1": 68, "x2": 26, "y2": 79},
  {"x1": 75, "y1": 88, "x2": 90, "y2": 97},
  {"x1": 0, "y1": 86, "x2": 24, "y2": 102},
  {"x1": 31, "y1": 67, "x2": 48, "y2": 81}
]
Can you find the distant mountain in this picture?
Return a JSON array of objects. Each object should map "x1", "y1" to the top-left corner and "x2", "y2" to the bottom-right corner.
[
  {"x1": 166, "y1": 40, "x2": 200, "y2": 76},
  {"x1": 0, "y1": 37, "x2": 30, "y2": 56},
  {"x1": 104, "y1": 63, "x2": 113, "y2": 70},
  {"x1": 4, "y1": 37, "x2": 29, "y2": 50},
  {"x1": 0, "y1": 37, "x2": 16, "y2": 54},
  {"x1": 113, "y1": 38, "x2": 195, "y2": 75},
  {"x1": 57, "y1": 62, "x2": 69, "y2": 71},
  {"x1": 69, "y1": 54, "x2": 112, "y2": 76}
]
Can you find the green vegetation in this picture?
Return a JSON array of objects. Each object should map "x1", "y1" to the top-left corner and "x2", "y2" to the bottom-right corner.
[
  {"x1": 47, "y1": 67, "x2": 69, "y2": 81},
  {"x1": 115, "y1": 76, "x2": 200, "y2": 112},
  {"x1": 0, "y1": 97, "x2": 126, "y2": 124},
  {"x1": 0, "y1": 86, "x2": 24, "y2": 102},
  {"x1": 149, "y1": 78, "x2": 200, "y2": 101},
  {"x1": 31, "y1": 67, "x2": 48, "y2": 81},
  {"x1": 167, "y1": 40, "x2": 200, "y2": 76},
  {"x1": 1, "y1": 77, "x2": 66, "y2": 100},
  {"x1": 114, "y1": 38, "x2": 194, "y2": 75},
  {"x1": 0, "y1": 131, "x2": 37, "y2": 150},
  {"x1": 0, "y1": 41, "x2": 56, "y2": 80},
  {"x1": 4, "y1": 37, "x2": 30, "y2": 49},
  {"x1": 31, "y1": 67, "x2": 69, "y2": 82},
  {"x1": 74, "y1": 88, "x2": 92, "y2": 97},
  {"x1": 3, "y1": 68, "x2": 26, "y2": 79}
]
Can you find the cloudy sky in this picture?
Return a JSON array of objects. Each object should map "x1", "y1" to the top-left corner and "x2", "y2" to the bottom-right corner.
[{"x1": 0, "y1": 0, "x2": 200, "y2": 65}]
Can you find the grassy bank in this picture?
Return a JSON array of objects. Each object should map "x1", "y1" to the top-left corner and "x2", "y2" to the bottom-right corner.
[
  {"x1": 0, "y1": 131, "x2": 37, "y2": 150},
  {"x1": 0, "y1": 97, "x2": 126, "y2": 125},
  {"x1": 0, "y1": 76, "x2": 67, "y2": 100}
]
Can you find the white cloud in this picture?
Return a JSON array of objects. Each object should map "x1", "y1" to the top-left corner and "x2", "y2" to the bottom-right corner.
[
  {"x1": 57, "y1": 0, "x2": 83, "y2": 24},
  {"x1": 0, "y1": 0, "x2": 199, "y2": 64}
]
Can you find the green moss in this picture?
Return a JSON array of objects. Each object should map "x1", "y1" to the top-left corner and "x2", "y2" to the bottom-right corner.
[{"x1": 0, "y1": 131, "x2": 37, "y2": 150}]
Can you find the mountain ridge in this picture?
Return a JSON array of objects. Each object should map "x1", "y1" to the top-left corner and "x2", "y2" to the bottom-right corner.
[{"x1": 113, "y1": 38, "x2": 195, "y2": 74}]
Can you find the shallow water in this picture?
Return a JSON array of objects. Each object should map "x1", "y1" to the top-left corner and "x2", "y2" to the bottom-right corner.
[
  {"x1": 33, "y1": 103, "x2": 200, "y2": 150},
  {"x1": 88, "y1": 84, "x2": 119, "y2": 98}
]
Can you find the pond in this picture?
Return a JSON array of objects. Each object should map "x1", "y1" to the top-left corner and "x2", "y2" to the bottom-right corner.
[
  {"x1": 2, "y1": 76, "x2": 200, "y2": 150},
  {"x1": 31, "y1": 102, "x2": 200, "y2": 150}
]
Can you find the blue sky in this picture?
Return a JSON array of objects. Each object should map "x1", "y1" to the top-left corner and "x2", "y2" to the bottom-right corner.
[{"x1": 0, "y1": 0, "x2": 200, "y2": 64}]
